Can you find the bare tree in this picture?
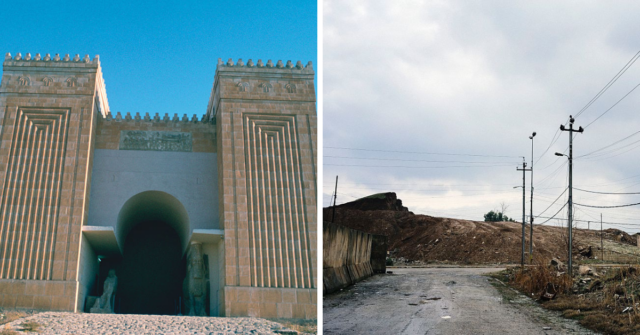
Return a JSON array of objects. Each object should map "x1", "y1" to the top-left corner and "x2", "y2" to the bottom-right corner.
[{"x1": 499, "y1": 202, "x2": 510, "y2": 217}]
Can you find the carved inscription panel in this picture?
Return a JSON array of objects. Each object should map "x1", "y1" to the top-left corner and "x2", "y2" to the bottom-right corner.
[{"x1": 119, "y1": 130, "x2": 192, "y2": 152}]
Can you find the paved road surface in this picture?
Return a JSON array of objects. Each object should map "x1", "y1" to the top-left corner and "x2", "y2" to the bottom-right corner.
[{"x1": 323, "y1": 267, "x2": 597, "y2": 335}]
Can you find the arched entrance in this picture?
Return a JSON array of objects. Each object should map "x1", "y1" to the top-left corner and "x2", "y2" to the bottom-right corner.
[{"x1": 104, "y1": 191, "x2": 190, "y2": 314}]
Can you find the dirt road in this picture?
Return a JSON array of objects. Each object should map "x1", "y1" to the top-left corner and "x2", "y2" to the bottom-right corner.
[{"x1": 323, "y1": 267, "x2": 597, "y2": 335}]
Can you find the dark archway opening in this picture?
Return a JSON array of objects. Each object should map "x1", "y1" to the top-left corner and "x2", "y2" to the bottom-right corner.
[{"x1": 115, "y1": 220, "x2": 185, "y2": 315}]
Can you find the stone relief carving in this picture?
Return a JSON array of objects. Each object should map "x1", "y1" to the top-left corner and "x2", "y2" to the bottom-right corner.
[
  {"x1": 119, "y1": 130, "x2": 192, "y2": 152},
  {"x1": 259, "y1": 83, "x2": 273, "y2": 93},
  {"x1": 66, "y1": 77, "x2": 77, "y2": 87},
  {"x1": 285, "y1": 83, "x2": 296, "y2": 93},
  {"x1": 18, "y1": 77, "x2": 30, "y2": 86},
  {"x1": 90, "y1": 269, "x2": 118, "y2": 314},
  {"x1": 237, "y1": 82, "x2": 249, "y2": 92},
  {"x1": 183, "y1": 243, "x2": 207, "y2": 316},
  {"x1": 42, "y1": 77, "x2": 53, "y2": 86}
]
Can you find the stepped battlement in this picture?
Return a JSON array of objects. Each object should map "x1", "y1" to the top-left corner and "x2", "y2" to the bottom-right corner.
[
  {"x1": 3, "y1": 52, "x2": 100, "y2": 67},
  {"x1": 100, "y1": 111, "x2": 213, "y2": 124},
  {"x1": 216, "y1": 58, "x2": 313, "y2": 73}
]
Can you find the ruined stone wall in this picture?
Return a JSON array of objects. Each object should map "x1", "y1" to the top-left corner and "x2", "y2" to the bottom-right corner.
[
  {"x1": 0, "y1": 53, "x2": 106, "y2": 311},
  {"x1": 212, "y1": 58, "x2": 317, "y2": 318},
  {"x1": 323, "y1": 221, "x2": 387, "y2": 294}
]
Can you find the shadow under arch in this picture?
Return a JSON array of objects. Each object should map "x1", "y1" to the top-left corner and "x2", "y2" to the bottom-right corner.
[{"x1": 116, "y1": 190, "x2": 190, "y2": 254}]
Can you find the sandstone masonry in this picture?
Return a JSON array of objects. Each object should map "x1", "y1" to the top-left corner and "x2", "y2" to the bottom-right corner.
[{"x1": 0, "y1": 53, "x2": 317, "y2": 319}]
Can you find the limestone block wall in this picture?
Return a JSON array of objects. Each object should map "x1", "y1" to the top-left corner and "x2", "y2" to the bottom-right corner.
[
  {"x1": 211, "y1": 58, "x2": 317, "y2": 318},
  {"x1": 0, "y1": 52, "x2": 106, "y2": 311},
  {"x1": 323, "y1": 222, "x2": 387, "y2": 294}
]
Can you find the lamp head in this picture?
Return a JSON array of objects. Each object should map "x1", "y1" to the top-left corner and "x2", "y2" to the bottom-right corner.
[{"x1": 555, "y1": 152, "x2": 563, "y2": 156}]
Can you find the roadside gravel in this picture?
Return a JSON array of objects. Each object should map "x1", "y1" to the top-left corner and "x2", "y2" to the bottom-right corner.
[{"x1": 2, "y1": 312, "x2": 299, "y2": 335}]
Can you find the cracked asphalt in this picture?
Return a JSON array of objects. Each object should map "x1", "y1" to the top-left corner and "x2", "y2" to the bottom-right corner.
[{"x1": 323, "y1": 267, "x2": 597, "y2": 335}]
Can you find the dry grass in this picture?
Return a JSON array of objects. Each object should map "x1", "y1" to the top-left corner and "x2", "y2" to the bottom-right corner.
[
  {"x1": 505, "y1": 261, "x2": 640, "y2": 334},
  {"x1": 0, "y1": 327, "x2": 18, "y2": 335},
  {"x1": 511, "y1": 257, "x2": 572, "y2": 296},
  {"x1": 0, "y1": 311, "x2": 28, "y2": 326},
  {"x1": 270, "y1": 318, "x2": 317, "y2": 334}
]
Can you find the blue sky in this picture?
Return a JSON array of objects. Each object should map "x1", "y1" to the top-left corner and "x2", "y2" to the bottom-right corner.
[{"x1": 0, "y1": 1, "x2": 317, "y2": 117}]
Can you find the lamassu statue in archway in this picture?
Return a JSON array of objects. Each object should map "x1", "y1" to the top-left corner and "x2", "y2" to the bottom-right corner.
[
  {"x1": 91, "y1": 269, "x2": 118, "y2": 313},
  {"x1": 183, "y1": 243, "x2": 207, "y2": 316}
]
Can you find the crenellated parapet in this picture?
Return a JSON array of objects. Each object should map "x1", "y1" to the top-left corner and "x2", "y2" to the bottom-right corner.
[
  {"x1": 100, "y1": 111, "x2": 213, "y2": 124},
  {"x1": 95, "y1": 112, "x2": 216, "y2": 153},
  {"x1": 215, "y1": 58, "x2": 313, "y2": 72},
  {"x1": 4, "y1": 52, "x2": 99, "y2": 65},
  {"x1": 1, "y1": 52, "x2": 109, "y2": 117},
  {"x1": 206, "y1": 58, "x2": 316, "y2": 119}
]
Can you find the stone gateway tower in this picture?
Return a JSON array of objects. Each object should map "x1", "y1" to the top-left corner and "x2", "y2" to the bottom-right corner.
[{"x1": 0, "y1": 53, "x2": 317, "y2": 319}]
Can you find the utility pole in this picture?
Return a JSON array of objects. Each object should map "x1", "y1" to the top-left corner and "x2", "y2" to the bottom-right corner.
[
  {"x1": 331, "y1": 175, "x2": 339, "y2": 223},
  {"x1": 588, "y1": 221, "x2": 590, "y2": 230},
  {"x1": 601, "y1": 213, "x2": 603, "y2": 261},
  {"x1": 517, "y1": 160, "x2": 531, "y2": 267},
  {"x1": 529, "y1": 132, "x2": 536, "y2": 264},
  {"x1": 557, "y1": 115, "x2": 583, "y2": 277}
]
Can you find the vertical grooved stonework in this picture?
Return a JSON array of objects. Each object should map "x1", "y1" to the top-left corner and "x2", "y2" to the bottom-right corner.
[
  {"x1": 0, "y1": 109, "x2": 70, "y2": 280},
  {"x1": 243, "y1": 114, "x2": 313, "y2": 288}
]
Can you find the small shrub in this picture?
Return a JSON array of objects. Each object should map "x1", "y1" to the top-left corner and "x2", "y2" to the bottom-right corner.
[{"x1": 386, "y1": 258, "x2": 393, "y2": 266}]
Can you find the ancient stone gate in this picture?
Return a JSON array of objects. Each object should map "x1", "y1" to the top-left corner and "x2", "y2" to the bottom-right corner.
[{"x1": 0, "y1": 53, "x2": 317, "y2": 318}]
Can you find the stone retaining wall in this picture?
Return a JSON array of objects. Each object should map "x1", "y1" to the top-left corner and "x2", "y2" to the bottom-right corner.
[{"x1": 323, "y1": 221, "x2": 386, "y2": 294}]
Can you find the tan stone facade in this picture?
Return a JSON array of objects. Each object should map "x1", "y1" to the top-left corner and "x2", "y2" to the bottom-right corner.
[
  {"x1": 211, "y1": 59, "x2": 317, "y2": 318},
  {"x1": 0, "y1": 53, "x2": 105, "y2": 311},
  {"x1": 0, "y1": 53, "x2": 316, "y2": 318}
]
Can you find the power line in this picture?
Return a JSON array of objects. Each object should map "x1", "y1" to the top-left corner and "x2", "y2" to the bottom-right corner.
[
  {"x1": 575, "y1": 130, "x2": 640, "y2": 158},
  {"x1": 538, "y1": 202, "x2": 568, "y2": 224},
  {"x1": 535, "y1": 188, "x2": 568, "y2": 217},
  {"x1": 584, "y1": 81, "x2": 640, "y2": 129},
  {"x1": 574, "y1": 201, "x2": 640, "y2": 209},
  {"x1": 537, "y1": 215, "x2": 640, "y2": 227},
  {"x1": 324, "y1": 146, "x2": 521, "y2": 158},
  {"x1": 574, "y1": 50, "x2": 640, "y2": 119},
  {"x1": 574, "y1": 187, "x2": 640, "y2": 195},
  {"x1": 324, "y1": 163, "x2": 515, "y2": 169},
  {"x1": 580, "y1": 138, "x2": 640, "y2": 161},
  {"x1": 324, "y1": 155, "x2": 518, "y2": 164}
]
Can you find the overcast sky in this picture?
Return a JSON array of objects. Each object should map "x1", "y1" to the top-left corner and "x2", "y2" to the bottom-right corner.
[{"x1": 323, "y1": 0, "x2": 640, "y2": 234}]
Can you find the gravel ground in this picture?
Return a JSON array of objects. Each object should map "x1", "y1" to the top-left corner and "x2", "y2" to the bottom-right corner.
[
  {"x1": 2, "y1": 312, "x2": 299, "y2": 334},
  {"x1": 324, "y1": 267, "x2": 598, "y2": 335}
]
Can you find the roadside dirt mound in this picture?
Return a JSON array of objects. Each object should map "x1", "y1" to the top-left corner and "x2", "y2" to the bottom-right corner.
[{"x1": 323, "y1": 205, "x2": 638, "y2": 265}]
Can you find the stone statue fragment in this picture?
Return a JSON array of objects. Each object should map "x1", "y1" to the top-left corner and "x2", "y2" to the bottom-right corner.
[
  {"x1": 91, "y1": 269, "x2": 118, "y2": 314},
  {"x1": 183, "y1": 242, "x2": 207, "y2": 316}
]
